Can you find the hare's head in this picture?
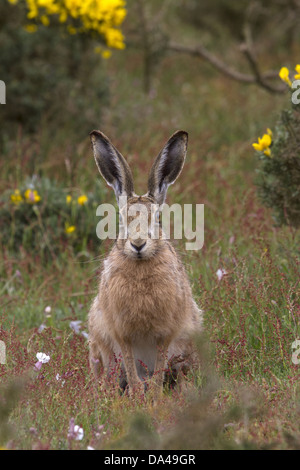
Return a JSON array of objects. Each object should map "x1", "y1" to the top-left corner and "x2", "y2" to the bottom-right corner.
[{"x1": 90, "y1": 130, "x2": 188, "y2": 260}]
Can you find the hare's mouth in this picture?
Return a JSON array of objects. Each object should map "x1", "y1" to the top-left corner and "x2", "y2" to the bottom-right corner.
[{"x1": 131, "y1": 249, "x2": 147, "y2": 260}]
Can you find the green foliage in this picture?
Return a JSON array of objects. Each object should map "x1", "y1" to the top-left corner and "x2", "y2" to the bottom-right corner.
[
  {"x1": 0, "y1": 176, "x2": 105, "y2": 256},
  {"x1": 0, "y1": 1, "x2": 109, "y2": 140},
  {"x1": 0, "y1": 379, "x2": 24, "y2": 447},
  {"x1": 108, "y1": 412, "x2": 159, "y2": 450},
  {"x1": 254, "y1": 96, "x2": 300, "y2": 228}
]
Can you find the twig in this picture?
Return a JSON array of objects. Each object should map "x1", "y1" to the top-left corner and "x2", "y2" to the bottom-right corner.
[
  {"x1": 168, "y1": 41, "x2": 286, "y2": 94},
  {"x1": 240, "y1": 22, "x2": 285, "y2": 94}
]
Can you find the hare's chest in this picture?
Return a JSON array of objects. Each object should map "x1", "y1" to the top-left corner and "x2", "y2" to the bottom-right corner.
[
  {"x1": 106, "y1": 269, "x2": 177, "y2": 308},
  {"x1": 101, "y1": 273, "x2": 183, "y2": 338}
]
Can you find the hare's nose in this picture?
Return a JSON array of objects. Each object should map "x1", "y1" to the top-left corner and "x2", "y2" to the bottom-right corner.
[{"x1": 130, "y1": 241, "x2": 146, "y2": 252}]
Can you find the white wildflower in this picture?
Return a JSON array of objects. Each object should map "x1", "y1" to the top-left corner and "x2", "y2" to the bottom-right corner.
[
  {"x1": 74, "y1": 425, "x2": 84, "y2": 441},
  {"x1": 216, "y1": 268, "x2": 227, "y2": 281},
  {"x1": 36, "y1": 352, "x2": 50, "y2": 363}
]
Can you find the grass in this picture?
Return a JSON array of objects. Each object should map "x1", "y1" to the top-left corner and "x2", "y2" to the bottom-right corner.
[{"x1": 0, "y1": 43, "x2": 300, "y2": 449}]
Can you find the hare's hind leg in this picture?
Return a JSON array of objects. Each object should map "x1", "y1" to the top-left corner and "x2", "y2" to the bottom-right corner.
[
  {"x1": 117, "y1": 338, "x2": 144, "y2": 395},
  {"x1": 152, "y1": 339, "x2": 170, "y2": 393}
]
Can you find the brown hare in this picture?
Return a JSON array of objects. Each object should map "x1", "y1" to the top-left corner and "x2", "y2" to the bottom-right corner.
[{"x1": 88, "y1": 130, "x2": 203, "y2": 394}]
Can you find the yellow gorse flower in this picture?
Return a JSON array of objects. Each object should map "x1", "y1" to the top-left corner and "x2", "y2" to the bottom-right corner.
[
  {"x1": 40, "y1": 14, "x2": 50, "y2": 26},
  {"x1": 263, "y1": 147, "x2": 271, "y2": 157},
  {"x1": 24, "y1": 189, "x2": 41, "y2": 203},
  {"x1": 77, "y1": 194, "x2": 88, "y2": 206},
  {"x1": 66, "y1": 195, "x2": 72, "y2": 204},
  {"x1": 10, "y1": 189, "x2": 23, "y2": 205},
  {"x1": 94, "y1": 46, "x2": 112, "y2": 59},
  {"x1": 266, "y1": 128, "x2": 272, "y2": 138},
  {"x1": 294, "y1": 64, "x2": 300, "y2": 80},
  {"x1": 101, "y1": 50, "x2": 112, "y2": 59},
  {"x1": 24, "y1": 24, "x2": 38, "y2": 33},
  {"x1": 252, "y1": 130, "x2": 272, "y2": 157},
  {"x1": 9, "y1": 0, "x2": 127, "y2": 51},
  {"x1": 279, "y1": 67, "x2": 292, "y2": 87},
  {"x1": 65, "y1": 224, "x2": 76, "y2": 234}
]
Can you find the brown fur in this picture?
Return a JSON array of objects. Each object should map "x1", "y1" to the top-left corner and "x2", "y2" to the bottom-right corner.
[{"x1": 88, "y1": 131, "x2": 203, "y2": 394}]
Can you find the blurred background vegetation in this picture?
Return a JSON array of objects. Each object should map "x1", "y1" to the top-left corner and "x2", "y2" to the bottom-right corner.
[{"x1": 0, "y1": 0, "x2": 300, "y2": 450}]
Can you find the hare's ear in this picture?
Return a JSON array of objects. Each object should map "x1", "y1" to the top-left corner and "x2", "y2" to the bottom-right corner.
[
  {"x1": 90, "y1": 130, "x2": 134, "y2": 206},
  {"x1": 147, "y1": 130, "x2": 188, "y2": 205}
]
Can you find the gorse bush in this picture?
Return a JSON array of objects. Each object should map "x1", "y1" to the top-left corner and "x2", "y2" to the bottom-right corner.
[
  {"x1": 0, "y1": 1, "x2": 110, "y2": 139},
  {"x1": 7, "y1": 0, "x2": 127, "y2": 53},
  {"x1": 0, "y1": 176, "x2": 105, "y2": 256},
  {"x1": 253, "y1": 66, "x2": 300, "y2": 228}
]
